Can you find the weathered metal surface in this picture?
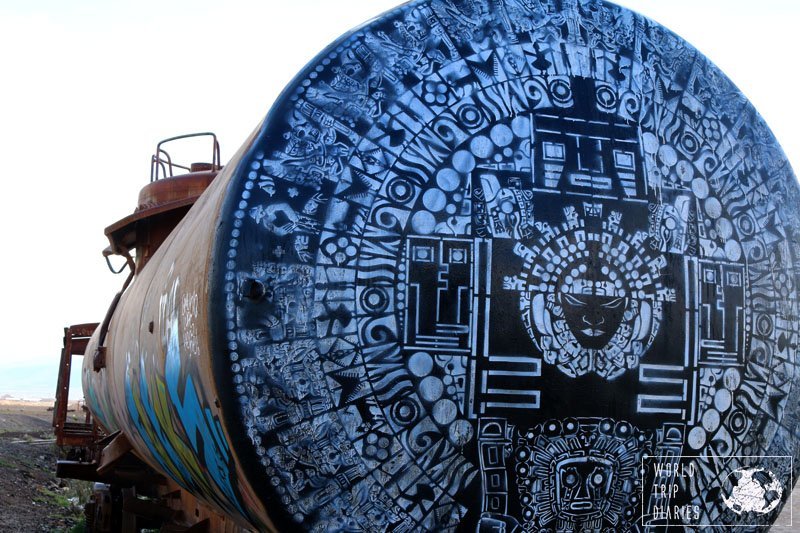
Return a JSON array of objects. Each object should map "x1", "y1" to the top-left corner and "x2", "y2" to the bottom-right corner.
[
  {"x1": 106, "y1": 171, "x2": 218, "y2": 243},
  {"x1": 54, "y1": 323, "x2": 99, "y2": 447},
  {"x1": 82, "y1": 128, "x2": 272, "y2": 531},
  {"x1": 106, "y1": 133, "x2": 221, "y2": 273},
  {"x1": 68, "y1": 135, "x2": 258, "y2": 531},
  {"x1": 97, "y1": 431, "x2": 134, "y2": 476},
  {"x1": 76, "y1": 1, "x2": 800, "y2": 531},
  {"x1": 105, "y1": 172, "x2": 219, "y2": 272}
]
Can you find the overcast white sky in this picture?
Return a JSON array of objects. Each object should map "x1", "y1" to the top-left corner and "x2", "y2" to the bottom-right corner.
[{"x1": 0, "y1": 0, "x2": 797, "y2": 397}]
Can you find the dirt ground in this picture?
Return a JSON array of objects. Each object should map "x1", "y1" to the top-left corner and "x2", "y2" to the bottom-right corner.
[{"x1": 0, "y1": 400, "x2": 88, "y2": 532}]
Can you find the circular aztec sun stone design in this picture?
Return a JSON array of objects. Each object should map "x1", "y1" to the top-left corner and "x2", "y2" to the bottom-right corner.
[{"x1": 212, "y1": 1, "x2": 800, "y2": 531}]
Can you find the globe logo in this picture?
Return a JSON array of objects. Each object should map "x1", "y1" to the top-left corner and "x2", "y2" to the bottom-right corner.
[{"x1": 722, "y1": 468, "x2": 783, "y2": 516}]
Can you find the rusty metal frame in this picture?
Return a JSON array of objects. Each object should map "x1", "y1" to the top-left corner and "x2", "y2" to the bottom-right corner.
[
  {"x1": 53, "y1": 323, "x2": 100, "y2": 447},
  {"x1": 97, "y1": 431, "x2": 134, "y2": 476}
]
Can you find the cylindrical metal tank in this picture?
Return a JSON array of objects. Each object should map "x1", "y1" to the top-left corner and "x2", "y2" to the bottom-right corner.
[
  {"x1": 84, "y1": 1, "x2": 800, "y2": 531},
  {"x1": 83, "y1": 129, "x2": 275, "y2": 530}
]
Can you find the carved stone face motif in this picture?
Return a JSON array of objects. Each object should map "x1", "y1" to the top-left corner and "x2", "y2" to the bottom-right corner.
[
  {"x1": 555, "y1": 457, "x2": 614, "y2": 517},
  {"x1": 559, "y1": 260, "x2": 629, "y2": 350},
  {"x1": 519, "y1": 211, "x2": 665, "y2": 380}
]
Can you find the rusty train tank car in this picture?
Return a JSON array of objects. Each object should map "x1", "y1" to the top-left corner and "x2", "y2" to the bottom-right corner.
[{"x1": 54, "y1": 1, "x2": 800, "y2": 531}]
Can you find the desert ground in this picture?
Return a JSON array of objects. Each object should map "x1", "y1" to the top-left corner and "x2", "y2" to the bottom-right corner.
[{"x1": 0, "y1": 399, "x2": 87, "y2": 532}]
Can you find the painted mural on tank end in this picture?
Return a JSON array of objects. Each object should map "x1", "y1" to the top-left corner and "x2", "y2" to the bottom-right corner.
[{"x1": 211, "y1": 0, "x2": 800, "y2": 530}]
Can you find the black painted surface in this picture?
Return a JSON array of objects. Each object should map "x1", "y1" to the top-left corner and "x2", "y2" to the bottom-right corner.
[{"x1": 211, "y1": 1, "x2": 800, "y2": 530}]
